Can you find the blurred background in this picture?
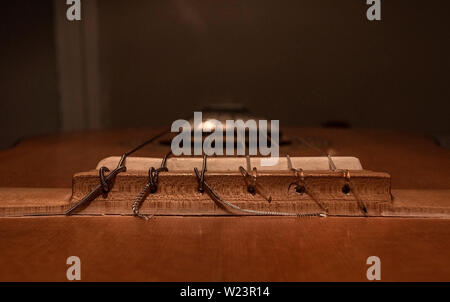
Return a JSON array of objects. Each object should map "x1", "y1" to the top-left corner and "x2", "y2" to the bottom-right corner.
[{"x1": 1, "y1": 0, "x2": 449, "y2": 149}]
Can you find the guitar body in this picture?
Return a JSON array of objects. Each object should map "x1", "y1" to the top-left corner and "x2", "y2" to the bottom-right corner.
[{"x1": 0, "y1": 127, "x2": 449, "y2": 281}]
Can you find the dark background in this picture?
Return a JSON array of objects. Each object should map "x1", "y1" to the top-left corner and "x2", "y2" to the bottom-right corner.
[{"x1": 1, "y1": 0, "x2": 449, "y2": 149}]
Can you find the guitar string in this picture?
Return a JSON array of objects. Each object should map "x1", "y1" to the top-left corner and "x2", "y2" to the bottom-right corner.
[
  {"x1": 131, "y1": 151, "x2": 171, "y2": 219},
  {"x1": 290, "y1": 136, "x2": 371, "y2": 215},
  {"x1": 194, "y1": 165, "x2": 326, "y2": 218},
  {"x1": 66, "y1": 128, "x2": 172, "y2": 215},
  {"x1": 67, "y1": 114, "x2": 369, "y2": 217}
]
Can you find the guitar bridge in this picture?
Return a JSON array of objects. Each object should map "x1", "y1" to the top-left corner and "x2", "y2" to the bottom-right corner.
[{"x1": 69, "y1": 156, "x2": 391, "y2": 217}]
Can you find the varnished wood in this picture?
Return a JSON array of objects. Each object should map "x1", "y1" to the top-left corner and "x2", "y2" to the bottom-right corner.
[
  {"x1": 0, "y1": 216, "x2": 449, "y2": 281},
  {"x1": 0, "y1": 127, "x2": 449, "y2": 281}
]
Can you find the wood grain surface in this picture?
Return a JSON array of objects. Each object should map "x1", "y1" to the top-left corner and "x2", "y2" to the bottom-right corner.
[
  {"x1": 0, "y1": 127, "x2": 449, "y2": 281},
  {"x1": 0, "y1": 216, "x2": 449, "y2": 282}
]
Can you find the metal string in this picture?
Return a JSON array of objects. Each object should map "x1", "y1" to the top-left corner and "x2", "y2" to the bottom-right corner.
[
  {"x1": 194, "y1": 154, "x2": 327, "y2": 218},
  {"x1": 131, "y1": 151, "x2": 171, "y2": 219},
  {"x1": 66, "y1": 128, "x2": 172, "y2": 215},
  {"x1": 66, "y1": 115, "x2": 368, "y2": 217}
]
